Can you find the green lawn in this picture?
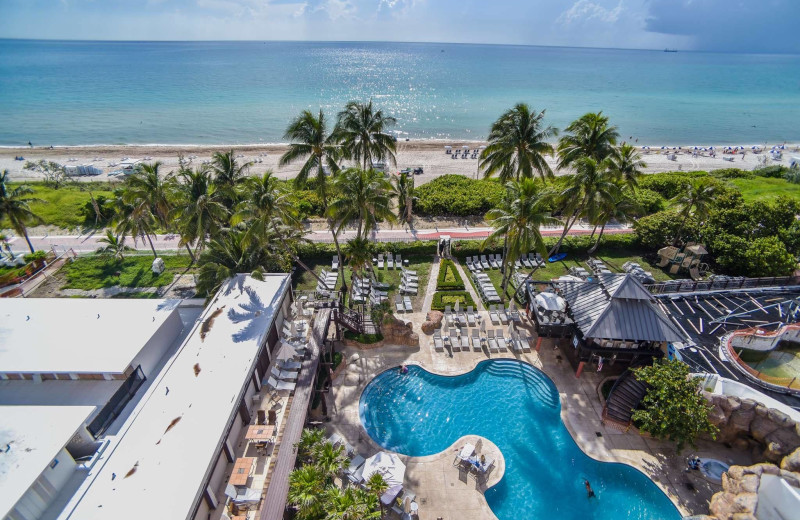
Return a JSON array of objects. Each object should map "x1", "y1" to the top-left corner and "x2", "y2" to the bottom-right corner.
[
  {"x1": 6, "y1": 182, "x2": 116, "y2": 229},
  {"x1": 61, "y1": 253, "x2": 193, "y2": 290},
  {"x1": 731, "y1": 177, "x2": 800, "y2": 202}
]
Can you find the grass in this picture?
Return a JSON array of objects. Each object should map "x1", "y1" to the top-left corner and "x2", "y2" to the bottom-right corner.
[
  {"x1": 61, "y1": 253, "x2": 193, "y2": 290},
  {"x1": 730, "y1": 177, "x2": 800, "y2": 202},
  {"x1": 6, "y1": 182, "x2": 116, "y2": 229},
  {"x1": 431, "y1": 291, "x2": 475, "y2": 311},
  {"x1": 343, "y1": 331, "x2": 384, "y2": 344}
]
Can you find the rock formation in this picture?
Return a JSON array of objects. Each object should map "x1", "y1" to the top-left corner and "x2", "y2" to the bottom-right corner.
[
  {"x1": 421, "y1": 311, "x2": 443, "y2": 334},
  {"x1": 382, "y1": 315, "x2": 420, "y2": 347}
]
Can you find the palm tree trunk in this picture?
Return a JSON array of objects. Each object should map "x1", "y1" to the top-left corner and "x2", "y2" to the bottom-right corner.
[
  {"x1": 499, "y1": 237, "x2": 509, "y2": 302},
  {"x1": 588, "y1": 223, "x2": 607, "y2": 254},
  {"x1": 330, "y1": 220, "x2": 347, "y2": 308},
  {"x1": 589, "y1": 223, "x2": 599, "y2": 240},
  {"x1": 22, "y1": 227, "x2": 35, "y2": 253},
  {"x1": 184, "y1": 244, "x2": 196, "y2": 264},
  {"x1": 146, "y1": 234, "x2": 158, "y2": 258},
  {"x1": 271, "y1": 226, "x2": 327, "y2": 287},
  {"x1": 672, "y1": 212, "x2": 691, "y2": 247}
]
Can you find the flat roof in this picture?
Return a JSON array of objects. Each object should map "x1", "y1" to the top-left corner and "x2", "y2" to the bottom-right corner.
[
  {"x1": 62, "y1": 274, "x2": 290, "y2": 520},
  {"x1": 0, "y1": 298, "x2": 180, "y2": 375},
  {"x1": 0, "y1": 405, "x2": 96, "y2": 519}
]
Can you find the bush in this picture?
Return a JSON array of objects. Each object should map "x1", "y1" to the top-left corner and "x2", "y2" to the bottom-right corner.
[
  {"x1": 436, "y1": 258, "x2": 465, "y2": 290},
  {"x1": 414, "y1": 175, "x2": 505, "y2": 217},
  {"x1": 343, "y1": 331, "x2": 383, "y2": 344},
  {"x1": 638, "y1": 171, "x2": 708, "y2": 198},
  {"x1": 430, "y1": 291, "x2": 475, "y2": 311},
  {"x1": 78, "y1": 193, "x2": 117, "y2": 226},
  {"x1": 755, "y1": 165, "x2": 792, "y2": 178},
  {"x1": 293, "y1": 190, "x2": 324, "y2": 218},
  {"x1": 23, "y1": 251, "x2": 47, "y2": 262},
  {"x1": 627, "y1": 188, "x2": 665, "y2": 216},
  {"x1": 711, "y1": 167, "x2": 753, "y2": 179},
  {"x1": 710, "y1": 234, "x2": 796, "y2": 277},
  {"x1": 633, "y1": 210, "x2": 697, "y2": 250}
]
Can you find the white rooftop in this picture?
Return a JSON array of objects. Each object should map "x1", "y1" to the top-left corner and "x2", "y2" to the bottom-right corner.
[
  {"x1": 62, "y1": 274, "x2": 290, "y2": 520},
  {"x1": 0, "y1": 405, "x2": 96, "y2": 519},
  {"x1": 0, "y1": 298, "x2": 180, "y2": 375}
]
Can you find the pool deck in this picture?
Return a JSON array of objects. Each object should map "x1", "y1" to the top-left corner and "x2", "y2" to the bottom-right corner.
[{"x1": 326, "y1": 307, "x2": 753, "y2": 520}]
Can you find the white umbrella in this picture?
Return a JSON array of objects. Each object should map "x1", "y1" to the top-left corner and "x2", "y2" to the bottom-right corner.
[
  {"x1": 480, "y1": 319, "x2": 486, "y2": 333},
  {"x1": 535, "y1": 292, "x2": 566, "y2": 312},
  {"x1": 508, "y1": 321, "x2": 516, "y2": 335},
  {"x1": 362, "y1": 452, "x2": 406, "y2": 487},
  {"x1": 455, "y1": 300, "x2": 460, "y2": 313}
]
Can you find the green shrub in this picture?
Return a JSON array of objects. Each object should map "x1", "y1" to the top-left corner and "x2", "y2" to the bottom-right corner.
[
  {"x1": 633, "y1": 210, "x2": 698, "y2": 250},
  {"x1": 627, "y1": 188, "x2": 665, "y2": 216},
  {"x1": 712, "y1": 168, "x2": 753, "y2": 179},
  {"x1": 414, "y1": 175, "x2": 505, "y2": 216},
  {"x1": 436, "y1": 258, "x2": 465, "y2": 290},
  {"x1": 431, "y1": 291, "x2": 475, "y2": 311},
  {"x1": 23, "y1": 250, "x2": 47, "y2": 262},
  {"x1": 755, "y1": 165, "x2": 792, "y2": 178},
  {"x1": 343, "y1": 331, "x2": 384, "y2": 344},
  {"x1": 293, "y1": 190, "x2": 324, "y2": 218},
  {"x1": 710, "y1": 234, "x2": 796, "y2": 277},
  {"x1": 638, "y1": 171, "x2": 709, "y2": 198},
  {"x1": 78, "y1": 193, "x2": 117, "y2": 226}
]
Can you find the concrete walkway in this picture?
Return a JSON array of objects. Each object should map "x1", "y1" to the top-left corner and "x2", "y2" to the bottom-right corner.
[{"x1": 450, "y1": 257, "x2": 484, "y2": 312}]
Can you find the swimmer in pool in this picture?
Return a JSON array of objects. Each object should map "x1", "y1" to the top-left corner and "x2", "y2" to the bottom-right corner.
[
  {"x1": 400, "y1": 364, "x2": 408, "y2": 374},
  {"x1": 585, "y1": 480, "x2": 595, "y2": 498}
]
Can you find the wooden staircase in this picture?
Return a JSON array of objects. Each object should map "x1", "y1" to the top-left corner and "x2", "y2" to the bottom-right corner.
[
  {"x1": 602, "y1": 369, "x2": 649, "y2": 431},
  {"x1": 334, "y1": 308, "x2": 378, "y2": 335}
]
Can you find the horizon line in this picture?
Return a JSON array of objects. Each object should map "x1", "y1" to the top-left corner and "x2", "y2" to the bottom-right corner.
[{"x1": 2, "y1": 37, "x2": 795, "y2": 56}]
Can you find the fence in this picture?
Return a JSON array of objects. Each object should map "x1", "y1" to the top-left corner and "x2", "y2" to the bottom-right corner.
[
  {"x1": 723, "y1": 328, "x2": 800, "y2": 392},
  {"x1": 87, "y1": 365, "x2": 147, "y2": 438},
  {"x1": 647, "y1": 275, "x2": 800, "y2": 295}
]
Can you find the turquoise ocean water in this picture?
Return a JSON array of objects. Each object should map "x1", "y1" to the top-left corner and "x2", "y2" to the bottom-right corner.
[{"x1": 0, "y1": 39, "x2": 798, "y2": 146}]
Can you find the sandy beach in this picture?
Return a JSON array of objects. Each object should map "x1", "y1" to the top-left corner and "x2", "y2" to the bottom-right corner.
[{"x1": 2, "y1": 141, "x2": 798, "y2": 186}]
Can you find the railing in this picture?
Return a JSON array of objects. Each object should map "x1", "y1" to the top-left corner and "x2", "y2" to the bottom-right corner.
[
  {"x1": 647, "y1": 275, "x2": 800, "y2": 294},
  {"x1": 723, "y1": 327, "x2": 800, "y2": 392},
  {"x1": 333, "y1": 308, "x2": 380, "y2": 335},
  {"x1": 87, "y1": 365, "x2": 146, "y2": 438}
]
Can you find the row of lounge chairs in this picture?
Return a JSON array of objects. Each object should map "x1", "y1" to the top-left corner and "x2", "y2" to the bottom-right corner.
[
  {"x1": 472, "y1": 272, "x2": 501, "y2": 303},
  {"x1": 264, "y1": 320, "x2": 309, "y2": 394},
  {"x1": 351, "y1": 275, "x2": 389, "y2": 305},
  {"x1": 374, "y1": 252, "x2": 407, "y2": 270},
  {"x1": 433, "y1": 326, "x2": 531, "y2": 354},
  {"x1": 444, "y1": 305, "x2": 477, "y2": 327},
  {"x1": 399, "y1": 266, "x2": 418, "y2": 296},
  {"x1": 488, "y1": 304, "x2": 521, "y2": 324},
  {"x1": 465, "y1": 254, "x2": 503, "y2": 272},
  {"x1": 316, "y1": 269, "x2": 339, "y2": 296},
  {"x1": 514, "y1": 253, "x2": 545, "y2": 270},
  {"x1": 394, "y1": 294, "x2": 414, "y2": 313}
]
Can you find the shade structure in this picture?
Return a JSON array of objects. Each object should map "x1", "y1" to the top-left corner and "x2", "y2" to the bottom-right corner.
[
  {"x1": 535, "y1": 292, "x2": 566, "y2": 312},
  {"x1": 686, "y1": 244, "x2": 708, "y2": 255},
  {"x1": 363, "y1": 451, "x2": 406, "y2": 487}
]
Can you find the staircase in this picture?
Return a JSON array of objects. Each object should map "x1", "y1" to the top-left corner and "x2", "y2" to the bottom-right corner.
[
  {"x1": 602, "y1": 369, "x2": 649, "y2": 430},
  {"x1": 334, "y1": 308, "x2": 379, "y2": 335}
]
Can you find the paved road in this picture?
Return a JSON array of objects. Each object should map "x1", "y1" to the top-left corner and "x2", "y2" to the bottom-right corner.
[{"x1": 7, "y1": 224, "x2": 632, "y2": 254}]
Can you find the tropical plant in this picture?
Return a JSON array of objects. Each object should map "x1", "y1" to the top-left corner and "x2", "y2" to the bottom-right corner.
[
  {"x1": 632, "y1": 359, "x2": 718, "y2": 453},
  {"x1": 344, "y1": 236, "x2": 373, "y2": 307},
  {"x1": 295, "y1": 428, "x2": 326, "y2": 465},
  {"x1": 334, "y1": 100, "x2": 397, "y2": 171},
  {"x1": 587, "y1": 186, "x2": 640, "y2": 254},
  {"x1": 324, "y1": 486, "x2": 379, "y2": 520},
  {"x1": 479, "y1": 103, "x2": 556, "y2": 183},
  {"x1": 672, "y1": 178, "x2": 719, "y2": 245},
  {"x1": 0, "y1": 170, "x2": 43, "y2": 253},
  {"x1": 95, "y1": 230, "x2": 133, "y2": 262},
  {"x1": 24, "y1": 159, "x2": 69, "y2": 189},
  {"x1": 610, "y1": 143, "x2": 646, "y2": 189},
  {"x1": 394, "y1": 170, "x2": 415, "y2": 224},
  {"x1": 288, "y1": 464, "x2": 327, "y2": 520},
  {"x1": 556, "y1": 112, "x2": 619, "y2": 169},
  {"x1": 119, "y1": 162, "x2": 172, "y2": 257},
  {"x1": 328, "y1": 168, "x2": 395, "y2": 240},
  {"x1": 484, "y1": 178, "x2": 559, "y2": 298},
  {"x1": 312, "y1": 441, "x2": 348, "y2": 482},
  {"x1": 170, "y1": 166, "x2": 229, "y2": 262},
  {"x1": 365, "y1": 473, "x2": 389, "y2": 519},
  {"x1": 209, "y1": 150, "x2": 252, "y2": 208}
]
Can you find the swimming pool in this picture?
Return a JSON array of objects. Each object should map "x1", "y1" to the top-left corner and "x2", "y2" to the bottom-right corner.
[{"x1": 359, "y1": 360, "x2": 680, "y2": 520}]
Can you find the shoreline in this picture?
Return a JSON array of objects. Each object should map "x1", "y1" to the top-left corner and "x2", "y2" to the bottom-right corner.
[{"x1": 2, "y1": 140, "x2": 798, "y2": 185}]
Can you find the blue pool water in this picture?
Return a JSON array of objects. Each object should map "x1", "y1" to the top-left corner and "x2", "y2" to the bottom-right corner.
[{"x1": 359, "y1": 360, "x2": 680, "y2": 520}]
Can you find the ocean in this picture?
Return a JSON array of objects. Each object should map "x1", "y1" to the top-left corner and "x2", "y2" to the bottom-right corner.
[{"x1": 0, "y1": 39, "x2": 798, "y2": 146}]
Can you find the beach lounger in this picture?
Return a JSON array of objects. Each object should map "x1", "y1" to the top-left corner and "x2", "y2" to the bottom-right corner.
[
  {"x1": 518, "y1": 330, "x2": 531, "y2": 351},
  {"x1": 515, "y1": 256, "x2": 522, "y2": 269},
  {"x1": 510, "y1": 331, "x2": 524, "y2": 353},
  {"x1": 327, "y1": 432, "x2": 343, "y2": 446},
  {"x1": 520, "y1": 254, "x2": 532, "y2": 268},
  {"x1": 445, "y1": 306, "x2": 454, "y2": 326},
  {"x1": 347, "y1": 460, "x2": 366, "y2": 484},
  {"x1": 277, "y1": 359, "x2": 302, "y2": 371},
  {"x1": 396, "y1": 254, "x2": 403, "y2": 267},
  {"x1": 377, "y1": 254, "x2": 384, "y2": 269},
  {"x1": 272, "y1": 366, "x2": 299, "y2": 382},
  {"x1": 496, "y1": 330, "x2": 507, "y2": 352},
  {"x1": 466, "y1": 306, "x2": 476, "y2": 327},
  {"x1": 402, "y1": 266, "x2": 418, "y2": 276},
  {"x1": 395, "y1": 295, "x2": 404, "y2": 313},
  {"x1": 265, "y1": 376, "x2": 295, "y2": 393},
  {"x1": 442, "y1": 327, "x2": 451, "y2": 349},
  {"x1": 332, "y1": 256, "x2": 339, "y2": 270},
  {"x1": 346, "y1": 453, "x2": 365, "y2": 475},
  {"x1": 471, "y1": 329, "x2": 483, "y2": 351},
  {"x1": 449, "y1": 328, "x2": 460, "y2": 352},
  {"x1": 433, "y1": 330, "x2": 444, "y2": 352},
  {"x1": 477, "y1": 255, "x2": 488, "y2": 270},
  {"x1": 487, "y1": 254, "x2": 498, "y2": 269},
  {"x1": 400, "y1": 284, "x2": 418, "y2": 295},
  {"x1": 489, "y1": 305, "x2": 500, "y2": 324},
  {"x1": 404, "y1": 296, "x2": 413, "y2": 312},
  {"x1": 487, "y1": 330, "x2": 498, "y2": 353},
  {"x1": 387, "y1": 253, "x2": 394, "y2": 270},
  {"x1": 460, "y1": 328, "x2": 470, "y2": 350},
  {"x1": 498, "y1": 306, "x2": 509, "y2": 323}
]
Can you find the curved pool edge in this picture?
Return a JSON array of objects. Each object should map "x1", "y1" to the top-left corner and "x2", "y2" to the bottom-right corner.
[{"x1": 352, "y1": 357, "x2": 689, "y2": 518}]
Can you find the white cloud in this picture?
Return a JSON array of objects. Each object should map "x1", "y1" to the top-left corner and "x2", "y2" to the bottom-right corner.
[{"x1": 557, "y1": 0, "x2": 623, "y2": 25}]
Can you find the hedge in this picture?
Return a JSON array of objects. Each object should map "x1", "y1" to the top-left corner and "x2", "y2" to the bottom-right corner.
[
  {"x1": 436, "y1": 258, "x2": 465, "y2": 290},
  {"x1": 344, "y1": 331, "x2": 384, "y2": 344},
  {"x1": 431, "y1": 291, "x2": 475, "y2": 311},
  {"x1": 414, "y1": 175, "x2": 505, "y2": 217}
]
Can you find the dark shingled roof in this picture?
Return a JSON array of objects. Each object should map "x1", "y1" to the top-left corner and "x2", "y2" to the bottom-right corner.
[{"x1": 558, "y1": 273, "x2": 686, "y2": 343}]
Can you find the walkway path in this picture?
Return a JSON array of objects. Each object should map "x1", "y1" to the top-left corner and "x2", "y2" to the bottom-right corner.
[
  {"x1": 450, "y1": 257, "x2": 484, "y2": 312},
  {"x1": 421, "y1": 255, "x2": 441, "y2": 314}
]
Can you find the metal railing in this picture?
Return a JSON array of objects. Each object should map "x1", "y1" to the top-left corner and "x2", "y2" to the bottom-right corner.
[
  {"x1": 723, "y1": 327, "x2": 800, "y2": 392},
  {"x1": 647, "y1": 275, "x2": 800, "y2": 294},
  {"x1": 87, "y1": 365, "x2": 146, "y2": 438}
]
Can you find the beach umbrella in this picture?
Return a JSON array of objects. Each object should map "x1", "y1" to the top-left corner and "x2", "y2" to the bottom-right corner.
[
  {"x1": 363, "y1": 452, "x2": 406, "y2": 487},
  {"x1": 534, "y1": 292, "x2": 566, "y2": 312},
  {"x1": 508, "y1": 321, "x2": 516, "y2": 336},
  {"x1": 661, "y1": 146, "x2": 666, "y2": 149},
  {"x1": 780, "y1": 145, "x2": 785, "y2": 150},
  {"x1": 480, "y1": 320, "x2": 486, "y2": 334},
  {"x1": 455, "y1": 300, "x2": 460, "y2": 313},
  {"x1": 463, "y1": 145, "x2": 470, "y2": 150}
]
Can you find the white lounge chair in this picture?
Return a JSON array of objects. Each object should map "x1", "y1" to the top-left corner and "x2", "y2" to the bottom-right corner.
[
  {"x1": 471, "y1": 329, "x2": 482, "y2": 351},
  {"x1": 272, "y1": 366, "x2": 299, "y2": 382},
  {"x1": 387, "y1": 253, "x2": 394, "y2": 270},
  {"x1": 488, "y1": 255, "x2": 499, "y2": 269},
  {"x1": 400, "y1": 284, "x2": 418, "y2": 295},
  {"x1": 520, "y1": 254, "x2": 532, "y2": 268},
  {"x1": 377, "y1": 253, "x2": 384, "y2": 269},
  {"x1": 332, "y1": 256, "x2": 339, "y2": 270},
  {"x1": 445, "y1": 306, "x2": 454, "y2": 326},
  {"x1": 515, "y1": 256, "x2": 523, "y2": 269},
  {"x1": 487, "y1": 330, "x2": 499, "y2": 353},
  {"x1": 265, "y1": 376, "x2": 295, "y2": 393},
  {"x1": 433, "y1": 330, "x2": 444, "y2": 351},
  {"x1": 489, "y1": 305, "x2": 500, "y2": 324},
  {"x1": 449, "y1": 328, "x2": 460, "y2": 352},
  {"x1": 479, "y1": 255, "x2": 490, "y2": 270},
  {"x1": 466, "y1": 306, "x2": 476, "y2": 327},
  {"x1": 396, "y1": 254, "x2": 403, "y2": 267},
  {"x1": 277, "y1": 359, "x2": 302, "y2": 371},
  {"x1": 402, "y1": 266, "x2": 418, "y2": 277},
  {"x1": 496, "y1": 330, "x2": 507, "y2": 352},
  {"x1": 510, "y1": 331, "x2": 524, "y2": 353},
  {"x1": 404, "y1": 296, "x2": 413, "y2": 312},
  {"x1": 460, "y1": 328, "x2": 470, "y2": 350},
  {"x1": 498, "y1": 306, "x2": 509, "y2": 324}
]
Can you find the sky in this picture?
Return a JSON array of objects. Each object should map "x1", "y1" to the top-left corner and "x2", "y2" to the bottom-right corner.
[{"x1": 0, "y1": 0, "x2": 797, "y2": 53}]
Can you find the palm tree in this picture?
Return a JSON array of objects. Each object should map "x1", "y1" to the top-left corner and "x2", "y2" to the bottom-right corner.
[
  {"x1": 313, "y1": 441, "x2": 348, "y2": 482},
  {"x1": 95, "y1": 230, "x2": 133, "y2": 262},
  {"x1": 288, "y1": 464, "x2": 327, "y2": 520},
  {"x1": 484, "y1": 179, "x2": 559, "y2": 299},
  {"x1": 210, "y1": 150, "x2": 252, "y2": 208},
  {"x1": 0, "y1": 170, "x2": 43, "y2": 253},
  {"x1": 365, "y1": 473, "x2": 388, "y2": 519},
  {"x1": 328, "y1": 168, "x2": 395, "y2": 241},
  {"x1": 394, "y1": 170, "x2": 415, "y2": 224},
  {"x1": 587, "y1": 187, "x2": 640, "y2": 254},
  {"x1": 479, "y1": 104, "x2": 557, "y2": 183},
  {"x1": 334, "y1": 101, "x2": 397, "y2": 171},
  {"x1": 295, "y1": 428, "x2": 325, "y2": 465},
  {"x1": 170, "y1": 166, "x2": 229, "y2": 262},
  {"x1": 324, "y1": 487, "x2": 379, "y2": 520},
  {"x1": 672, "y1": 178, "x2": 719, "y2": 246},
  {"x1": 344, "y1": 237, "x2": 373, "y2": 307},
  {"x1": 195, "y1": 229, "x2": 289, "y2": 297},
  {"x1": 610, "y1": 143, "x2": 647, "y2": 189},
  {"x1": 557, "y1": 112, "x2": 619, "y2": 169},
  {"x1": 120, "y1": 162, "x2": 172, "y2": 257},
  {"x1": 280, "y1": 109, "x2": 347, "y2": 300}
]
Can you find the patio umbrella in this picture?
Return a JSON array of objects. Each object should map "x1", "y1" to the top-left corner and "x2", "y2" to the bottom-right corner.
[
  {"x1": 480, "y1": 319, "x2": 486, "y2": 334},
  {"x1": 535, "y1": 292, "x2": 566, "y2": 312},
  {"x1": 508, "y1": 321, "x2": 516, "y2": 336},
  {"x1": 455, "y1": 300, "x2": 460, "y2": 313},
  {"x1": 363, "y1": 452, "x2": 406, "y2": 487},
  {"x1": 295, "y1": 299, "x2": 303, "y2": 318}
]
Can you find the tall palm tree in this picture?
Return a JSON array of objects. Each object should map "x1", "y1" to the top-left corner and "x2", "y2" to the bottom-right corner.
[
  {"x1": 344, "y1": 237, "x2": 373, "y2": 307},
  {"x1": 295, "y1": 428, "x2": 325, "y2": 465},
  {"x1": 479, "y1": 104, "x2": 557, "y2": 183},
  {"x1": 328, "y1": 168, "x2": 395, "y2": 241},
  {"x1": 365, "y1": 473, "x2": 389, "y2": 519},
  {"x1": 210, "y1": 150, "x2": 252, "y2": 209},
  {"x1": 288, "y1": 464, "x2": 327, "y2": 520},
  {"x1": 394, "y1": 170, "x2": 415, "y2": 224},
  {"x1": 312, "y1": 441, "x2": 348, "y2": 483},
  {"x1": 588, "y1": 186, "x2": 640, "y2": 254},
  {"x1": 95, "y1": 230, "x2": 133, "y2": 262},
  {"x1": 484, "y1": 179, "x2": 559, "y2": 299},
  {"x1": 279, "y1": 109, "x2": 348, "y2": 301},
  {"x1": 170, "y1": 166, "x2": 229, "y2": 262},
  {"x1": 324, "y1": 487, "x2": 379, "y2": 520},
  {"x1": 334, "y1": 101, "x2": 397, "y2": 171},
  {"x1": 120, "y1": 162, "x2": 172, "y2": 257},
  {"x1": 672, "y1": 178, "x2": 719, "y2": 246},
  {"x1": 0, "y1": 170, "x2": 43, "y2": 253},
  {"x1": 557, "y1": 112, "x2": 619, "y2": 169},
  {"x1": 610, "y1": 143, "x2": 647, "y2": 189}
]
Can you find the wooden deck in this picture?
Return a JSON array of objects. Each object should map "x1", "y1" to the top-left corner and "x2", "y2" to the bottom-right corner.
[{"x1": 259, "y1": 309, "x2": 331, "y2": 520}]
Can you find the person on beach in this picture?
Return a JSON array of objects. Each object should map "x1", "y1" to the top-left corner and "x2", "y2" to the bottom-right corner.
[{"x1": 584, "y1": 480, "x2": 596, "y2": 498}]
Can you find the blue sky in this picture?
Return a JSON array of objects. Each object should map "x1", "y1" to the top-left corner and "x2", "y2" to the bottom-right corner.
[{"x1": 0, "y1": 1, "x2": 796, "y2": 53}]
